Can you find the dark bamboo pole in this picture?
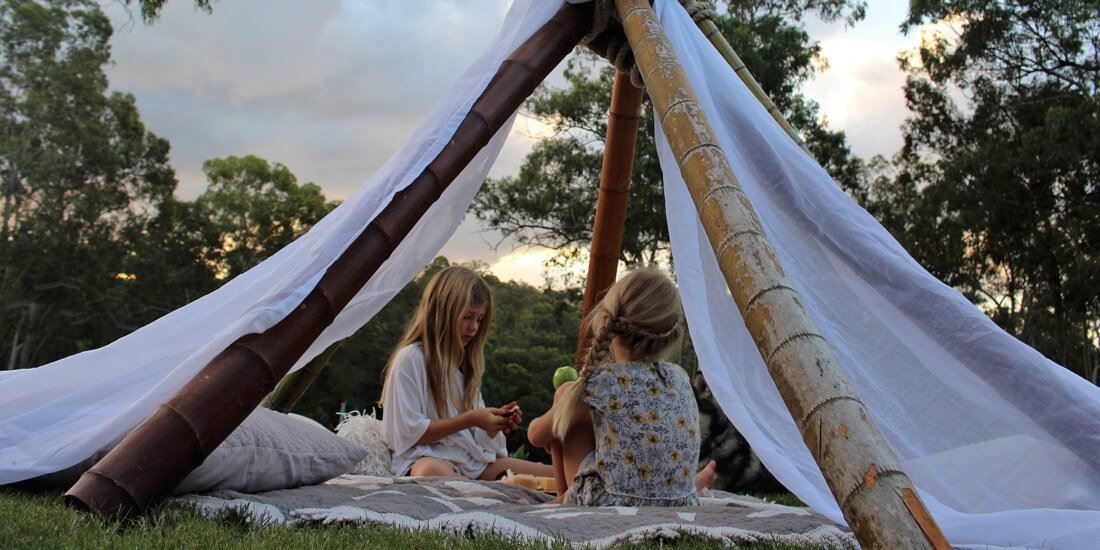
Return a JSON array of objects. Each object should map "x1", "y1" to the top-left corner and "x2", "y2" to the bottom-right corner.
[
  {"x1": 261, "y1": 340, "x2": 344, "y2": 413},
  {"x1": 573, "y1": 72, "x2": 645, "y2": 367},
  {"x1": 65, "y1": 2, "x2": 593, "y2": 519},
  {"x1": 614, "y1": 0, "x2": 949, "y2": 548},
  {"x1": 551, "y1": 70, "x2": 645, "y2": 498}
]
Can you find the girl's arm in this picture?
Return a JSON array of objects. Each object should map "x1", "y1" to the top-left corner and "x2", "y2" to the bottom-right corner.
[
  {"x1": 415, "y1": 405, "x2": 516, "y2": 445},
  {"x1": 384, "y1": 346, "x2": 520, "y2": 450},
  {"x1": 527, "y1": 412, "x2": 553, "y2": 450},
  {"x1": 528, "y1": 381, "x2": 573, "y2": 449}
]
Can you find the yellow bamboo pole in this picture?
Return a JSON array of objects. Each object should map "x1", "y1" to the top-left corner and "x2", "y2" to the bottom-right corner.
[
  {"x1": 686, "y1": 4, "x2": 811, "y2": 155},
  {"x1": 614, "y1": 0, "x2": 948, "y2": 548}
]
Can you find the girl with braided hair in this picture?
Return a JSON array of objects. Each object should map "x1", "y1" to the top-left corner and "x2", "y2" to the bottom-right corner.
[
  {"x1": 529, "y1": 267, "x2": 715, "y2": 505},
  {"x1": 380, "y1": 266, "x2": 552, "y2": 480}
]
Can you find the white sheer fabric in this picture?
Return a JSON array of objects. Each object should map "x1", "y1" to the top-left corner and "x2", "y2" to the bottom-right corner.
[
  {"x1": 3, "y1": 1, "x2": 1100, "y2": 548},
  {"x1": 654, "y1": 1, "x2": 1100, "y2": 548},
  {"x1": 0, "y1": 0, "x2": 561, "y2": 485}
]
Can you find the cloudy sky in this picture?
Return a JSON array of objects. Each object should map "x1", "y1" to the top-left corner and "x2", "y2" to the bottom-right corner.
[{"x1": 104, "y1": 0, "x2": 921, "y2": 286}]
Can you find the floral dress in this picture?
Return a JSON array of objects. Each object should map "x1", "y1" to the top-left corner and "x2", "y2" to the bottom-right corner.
[{"x1": 564, "y1": 360, "x2": 701, "y2": 507}]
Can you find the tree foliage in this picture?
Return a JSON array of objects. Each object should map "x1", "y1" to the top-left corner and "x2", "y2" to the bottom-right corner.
[
  {"x1": 0, "y1": 1, "x2": 335, "y2": 370},
  {"x1": 196, "y1": 155, "x2": 336, "y2": 280},
  {"x1": 473, "y1": 0, "x2": 869, "y2": 266},
  {"x1": 0, "y1": 0, "x2": 184, "y2": 368},
  {"x1": 120, "y1": 0, "x2": 213, "y2": 23},
  {"x1": 867, "y1": 0, "x2": 1099, "y2": 378}
]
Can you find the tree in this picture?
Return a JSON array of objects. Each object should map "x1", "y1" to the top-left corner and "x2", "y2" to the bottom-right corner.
[
  {"x1": 473, "y1": 1, "x2": 869, "y2": 266},
  {"x1": 195, "y1": 155, "x2": 336, "y2": 279},
  {"x1": 0, "y1": 0, "x2": 182, "y2": 369},
  {"x1": 0, "y1": 2, "x2": 337, "y2": 370},
  {"x1": 120, "y1": 0, "x2": 213, "y2": 23},
  {"x1": 869, "y1": 0, "x2": 1099, "y2": 378}
]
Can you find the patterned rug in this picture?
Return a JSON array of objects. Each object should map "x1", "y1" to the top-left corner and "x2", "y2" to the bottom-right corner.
[{"x1": 176, "y1": 474, "x2": 854, "y2": 548}]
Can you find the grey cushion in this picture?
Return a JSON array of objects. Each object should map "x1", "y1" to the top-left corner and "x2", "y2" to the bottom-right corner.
[
  {"x1": 172, "y1": 407, "x2": 369, "y2": 494},
  {"x1": 23, "y1": 407, "x2": 368, "y2": 495}
]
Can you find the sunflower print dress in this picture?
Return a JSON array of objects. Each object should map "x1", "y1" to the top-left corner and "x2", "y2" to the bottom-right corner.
[{"x1": 564, "y1": 360, "x2": 701, "y2": 507}]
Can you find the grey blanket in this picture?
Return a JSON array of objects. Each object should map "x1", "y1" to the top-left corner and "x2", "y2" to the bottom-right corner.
[{"x1": 177, "y1": 474, "x2": 854, "y2": 548}]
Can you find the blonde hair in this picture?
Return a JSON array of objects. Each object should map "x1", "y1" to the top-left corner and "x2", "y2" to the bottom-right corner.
[
  {"x1": 552, "y1": 267, "x2": 683, "y2": 439},
  {"x1": 379, "y1": 266, "x2": 493, "y2": 418}
]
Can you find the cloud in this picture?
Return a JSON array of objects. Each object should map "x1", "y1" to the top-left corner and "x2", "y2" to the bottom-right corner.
[
  {"x1": 803, "y1": 37, "x2": 909, "y2": 159},
  {"x1": 102, "y1": 1, "x2": 919, "y2": 286},
  {"x1": 484, "y1": 247, "x2": 589, "y2": 287},
  {"x1": 105, "y1": 0, "x2": 510, "y2": 199},
  {"x1": 799, "y1": 3, "x2": 917, "y2": 160}
]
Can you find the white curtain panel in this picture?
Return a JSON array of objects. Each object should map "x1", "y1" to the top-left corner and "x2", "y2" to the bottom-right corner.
[{"x1": 654, "y1": 1, "x2": 1100, "y2": 548}]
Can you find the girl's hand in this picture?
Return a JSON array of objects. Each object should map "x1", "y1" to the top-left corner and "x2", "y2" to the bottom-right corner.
[
  {"x1": 467, "y1": 407, "x2": 514, "y2": 438},
  {"x1": 499, "y1": 401, "x2": 522, "y2": 433}
]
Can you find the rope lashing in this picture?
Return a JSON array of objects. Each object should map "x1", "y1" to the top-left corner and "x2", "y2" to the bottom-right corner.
[
  {"x1": 677, "y1": 0, "x2": 716, "y2": 23},
  {"x1": 580, "y1": 0, "x2": 716, "y2": 89},
  {"x1": 580, "y1": 0, "x2": 646, "y2": 88}
]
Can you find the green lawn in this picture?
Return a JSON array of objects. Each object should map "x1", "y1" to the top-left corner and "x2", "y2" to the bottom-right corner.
[{"x1": 1, "y1": 487, "x2": 834, "y2": 549}]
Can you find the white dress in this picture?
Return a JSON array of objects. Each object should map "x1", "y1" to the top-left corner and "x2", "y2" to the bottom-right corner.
[{"x1": 381, "y1": 344, "x2": 507, "y2": 478}]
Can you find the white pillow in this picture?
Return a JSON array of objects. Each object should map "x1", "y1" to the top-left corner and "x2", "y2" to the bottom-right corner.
[
  {"x1": 334, "y1": 410, "x2": 392, "y2": 477},
  {"x1": 172, "y1": 407, "x2": 368, "y2": 494},
  {"x1": 25, "y1": 407, "x2": 368, "y2": 495}
]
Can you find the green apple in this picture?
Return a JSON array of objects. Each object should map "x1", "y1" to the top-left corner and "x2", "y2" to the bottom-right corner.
[{"x1": 552, "y1": 366, "x2": 579, "y2": 389}]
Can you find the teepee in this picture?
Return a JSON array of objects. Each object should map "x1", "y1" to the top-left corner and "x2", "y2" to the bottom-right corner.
[{"x1": 3, "y1": 1, "x2": 1100, "y2": 548}]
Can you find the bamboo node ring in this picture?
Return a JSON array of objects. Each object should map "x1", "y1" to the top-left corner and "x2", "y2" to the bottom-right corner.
[
  {"x1": 743, "y1": 284, "x2": 797, "y2": 313},
  {"x1": 801, "y1": 394, "x2": 863, "y2": 427},
  {"x1": 765, "y1": 331, "x2": 827, "y2": 366},
  {"x1": 841, "y1": 468, "x2": 909, "y2": 511}
]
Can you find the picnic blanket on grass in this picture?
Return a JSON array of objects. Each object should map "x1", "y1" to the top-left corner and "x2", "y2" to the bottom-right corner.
[{"x1": 176, "y1": 474, "x2": 855, "y2": 548}]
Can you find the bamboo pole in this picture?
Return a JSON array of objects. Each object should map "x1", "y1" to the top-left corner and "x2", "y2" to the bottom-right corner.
[
  {"x1": 64, "y1": 2, "x2": 593, "y2": 519},
  {"x1": 262, "y1": 340, "x2": 344, "y2": 413},
  {"x1": 614, "y1": 1, "x2": 948, "y2": 548},
  {"x1": 555, "y1": 71, "x2": 646, "y2": 500},
  {"x1": 686, "y1": 4, "x2": 811, "y2": 155},
  {"x1": 574, "y1": 72, "x2": 645, "y2": 367}
]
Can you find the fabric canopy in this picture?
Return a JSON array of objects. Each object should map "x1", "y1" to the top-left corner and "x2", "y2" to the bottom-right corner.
[{"x1": 3, "y1": 1, "x2": 1099, "y2": 548}]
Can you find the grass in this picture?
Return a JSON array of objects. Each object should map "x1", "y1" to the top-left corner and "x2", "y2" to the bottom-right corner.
[{"x1": 1, "y1": 487, "x2": 834, "y2": 549}]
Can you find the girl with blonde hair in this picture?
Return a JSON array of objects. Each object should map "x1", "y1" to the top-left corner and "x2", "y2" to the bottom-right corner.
[
  {"x1": 529, "y1": 267, "x2": 715, "y2": 504},
  {"x1": 381, "y1": 265, "x2": 551, "y2": 480}
]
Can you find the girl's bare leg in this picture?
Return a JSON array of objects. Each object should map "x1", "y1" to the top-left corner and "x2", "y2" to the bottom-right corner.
[
  {"x1": 527, "y1": 381, "x2": 596, "y2": 503},
  {"x1": 553, "y1": 414, "x2": 595, "y2": 503},
  {"x1": 409, "y1": 457, "x2": 461, "y2": 477},
  {"x1": 549, "y1": 439, "x2": 567, "y2": 501},
  {"x1": 479, "y1": 457, "x2": 553, "y2": 480}
]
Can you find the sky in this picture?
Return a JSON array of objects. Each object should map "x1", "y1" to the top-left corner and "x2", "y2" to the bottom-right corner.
[{"x1": 103, "y1": 0, "x2": 922, "y2": 286}]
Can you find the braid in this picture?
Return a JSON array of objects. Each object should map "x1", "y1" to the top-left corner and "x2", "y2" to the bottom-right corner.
[
  {"x1": 553, "y1": 267, "x2": 683, "y2": 439},
  {"x1": 615, "y1": 317, "x2": 681, "y2": 340},
  {"x1": 580, "y1": 322, "x2": 616, "y2": 376},
  {"x1": 553, "y1": 309, "x2": 618, "y2": 439}
]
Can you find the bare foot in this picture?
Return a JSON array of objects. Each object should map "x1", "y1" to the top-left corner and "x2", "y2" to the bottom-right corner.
[{"x1": 695, "y1": 460, "x2": 717, "y2": 494}]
